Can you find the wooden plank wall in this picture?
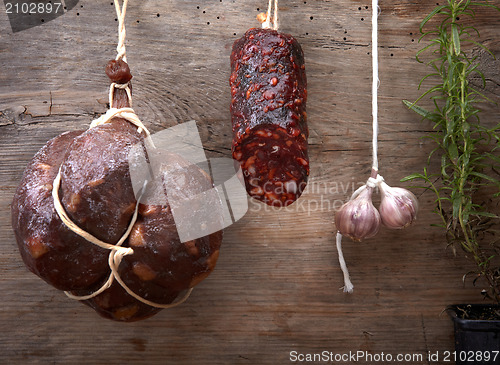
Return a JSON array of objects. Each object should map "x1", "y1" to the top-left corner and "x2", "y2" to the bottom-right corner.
[{"x1": 1, "y1": 0, "x2": 499, "y2": 364}]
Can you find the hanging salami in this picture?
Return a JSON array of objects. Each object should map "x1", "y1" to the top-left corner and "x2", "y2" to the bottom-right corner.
[{"x1": 230, "y1": 8, "x2": 309, "y2": 207}]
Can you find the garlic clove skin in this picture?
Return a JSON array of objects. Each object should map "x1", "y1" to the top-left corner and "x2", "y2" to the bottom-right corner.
[
  {"x1": 335, "y1": 187, "x2": 381, "y2": 242},
  {"x1": 378, "y1": 182, "x2": 418, "y2": 229}
]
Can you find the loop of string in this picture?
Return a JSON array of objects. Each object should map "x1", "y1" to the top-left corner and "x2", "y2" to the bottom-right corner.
[
  {"x1": 110, "y1": 83, "x2": 132, "y2": 108},
  {"x1": 336, "y1": 0, "x2": 380, "y2": 293},
  {"x1": 348, "y1": 173, "x2": 384, "y2": 203},
  {"x1": 262, "y1": 0, "x2": 279, "y2": 30},
  {"x1": 52, "y1": 0, "x2": 190, "y2": 309},
  {"x1": 90, "y1": 107, "x2": 149, "y2": 138},
  {"x1": 366, "y1": 174, "x2": 384, "y2": 190}
]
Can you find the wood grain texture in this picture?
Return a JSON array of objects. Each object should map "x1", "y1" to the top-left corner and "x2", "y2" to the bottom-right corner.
[{"x1": 1, "y1": 0, "x2": 499, "y2": 364}]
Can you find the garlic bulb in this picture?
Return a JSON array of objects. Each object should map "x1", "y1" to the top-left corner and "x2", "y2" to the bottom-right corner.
[
  {"x1": 335, "y1": 187, "x2": 381, "y2": 241},
  {"x1": 378, "y1": 181, "x2": 418, "y2": 229}
]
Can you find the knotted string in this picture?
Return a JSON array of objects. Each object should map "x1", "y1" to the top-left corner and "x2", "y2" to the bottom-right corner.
[
  {"x1": 52, "y1": 0, "x2": 192, "y2": 308},
  {"x1": 336, "y1": 0, "x2": 381, "y2": 293},
  {"x1": 110, "y1": 82, "x2": 133, "y2": 108}
]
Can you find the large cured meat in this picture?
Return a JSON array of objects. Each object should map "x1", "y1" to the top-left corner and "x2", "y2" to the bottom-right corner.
[{"x1": 11, "y1": 59, "x2": 223, "y2": 321}]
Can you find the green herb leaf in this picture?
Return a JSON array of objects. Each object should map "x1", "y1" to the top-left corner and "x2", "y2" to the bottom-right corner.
[
  {"x1": 419, "y1": 5, "x2": 448, "y2": 33},
  {"x1": 448, "y1": 141, "x2": 459, "y2": 160},
  {"x1": 451, "y1": 23, "x2": 461, "y2": 56},
  {"x1": 402, "y1": 100, "x2": 440, "y2": 123},
  {"x1": 469, "y1": 172, "x2": 500, "y2": 185},
  {"x1": 441, "y1": 155, "x2": 450, "y2": 179},
  {"x1": 484, "y1": 153, "x2": 500, "y2": 165},
  {"x1": 401, "y1": 173, "x2": 426, "y2": 182},
  {"x1": 452, "y1": 194, "x2": 462, "y2": 220},
  {"x1": 473, "y1": 211, "x2": 500, "y2": 219}
]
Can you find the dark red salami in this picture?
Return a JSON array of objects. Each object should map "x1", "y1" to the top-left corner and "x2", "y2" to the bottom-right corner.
[{"x1": 230, "y1": 27, "x2": 309, "y2": 207}]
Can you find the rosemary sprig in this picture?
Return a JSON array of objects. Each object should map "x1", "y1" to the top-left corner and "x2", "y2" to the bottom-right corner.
[{"x1": 403, "y1": 0, "x2": 500, "y2": 303}]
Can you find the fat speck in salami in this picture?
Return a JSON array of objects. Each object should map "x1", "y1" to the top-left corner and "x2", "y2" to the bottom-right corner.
[{"x1": 230, "y1": 28, "x2": 309, "y2": 207}]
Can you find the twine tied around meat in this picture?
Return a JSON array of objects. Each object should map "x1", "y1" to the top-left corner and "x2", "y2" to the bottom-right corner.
[{"x1": 51, "y1": 0, "x2": 192, "y2": 309}]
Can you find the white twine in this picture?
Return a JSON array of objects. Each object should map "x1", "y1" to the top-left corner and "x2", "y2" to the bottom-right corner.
[
  {"x1": 52, "y1": 0, "x2": 190, "y2": 309},
  {"x1": 262, "y1": 0, "x2": 279, "y2": 30},
  {"x1": 114, "y1": 0, "x2": 128, "y2": 62},
  {"x1": 90, "y1": 107, "x2": 149, "y2": 137},
  {"x1": 336, "y1": 0, "x2": 381, "y2": 293},
  {"x1": 52, "y1": 172, "x2": 140, "y2": 253},
  {"x1": 372, "y1": 0, "x2": 380, "y2": 172},
  {"x1": 336, "y1": 232, "x2": 354, "y2": 293},
  {"x1": 110, "y1": 82, "x2": 132, "y2": 108},
  {"x1": 366, "y1": 174, "x2": 384, "y2": 189}
]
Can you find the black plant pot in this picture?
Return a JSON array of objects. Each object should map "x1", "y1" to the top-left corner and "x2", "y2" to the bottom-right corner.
[{"x1": 447, "y1": 304, "x2": 500, "y2": 365}]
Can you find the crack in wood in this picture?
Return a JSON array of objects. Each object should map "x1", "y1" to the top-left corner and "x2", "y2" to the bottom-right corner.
[
  {"x1": 203, "y1": 146, "x2": 231, "y2": 154},
  {"x1": 421, "y1": 314, "x2": 431, "y2": 365},
  {"x1": 0, "y1": 106, "x2": 100, "y2": 128},
  {"x1": 49, "y1": 91, "x2": 53, "y2": 116},
  {"x1": 322, "y1": 148, "x2": 363, "y2": 152}
]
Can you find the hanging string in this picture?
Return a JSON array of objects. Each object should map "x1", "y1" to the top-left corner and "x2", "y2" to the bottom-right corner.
[
  {"x1": 109, "y1": 0, "x2": 134, "y2": 109},
  {"x1": 114, "y1": 0, "x2": 128, "y2": 62},
  {"x1": 261, "y1": 0, "x2": 279, "y2": 30},
  {"x1": 51, "y1": 0, "x2": 191, "y2": 309},
  {"x1": 335, "y1": 0, "x2": 380, "y2": 293},
  {"x1": 336, "y1": 232, "x2": 353, "y2": 293},
  {"x1": 372, "y1": 0, "x2": 379, "y2": 173}
]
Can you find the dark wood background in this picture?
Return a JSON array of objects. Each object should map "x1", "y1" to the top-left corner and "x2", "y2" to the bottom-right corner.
[{"x1": 1, "y1": 0, "x2": 499, "y2": 364}]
